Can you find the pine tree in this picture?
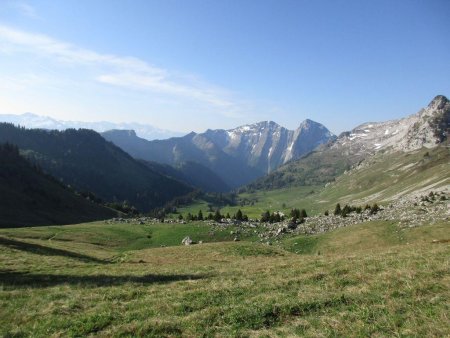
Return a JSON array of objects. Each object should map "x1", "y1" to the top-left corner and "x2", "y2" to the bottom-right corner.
[
  {"x1": 198, "y1": 210, "x2": 203, "y2": 221},
  {"x1": 236, "y1": 209, "x2": 243, "y2": 221},
  {"x1": 261, "y1": 210, "x2": 270, "y2": 222},
  {"x1": 334, "y1": 203, "x2": 342, "y2": 216},
  {"x1": 341, "y1": 205, "x2": 350, "y2": 218},
  {"x1": 273, "y1": 213, "x2": 281, "y2": 223},
  {"x1": 370, "y1": 203, "x2": 379, "y2": 215},
  {"x1": 213, "y1": 210, "x2": 222, "y2": 222}
]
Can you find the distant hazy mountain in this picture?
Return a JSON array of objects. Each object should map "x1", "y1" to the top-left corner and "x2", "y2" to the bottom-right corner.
[
  {"x1": 0, "y1": 143, "x2": 118, "y2": 227},
  {"x1": 102, "y1": 129, "x2": 263, "y2": 189},
  {"x1": 0, "y1": 124, "x2": 193, "y2": 211},
  {"x1": 245, "y1": 95, "x2": 450, "y2": 191},
  {"x1": 0, "y1": 112, "x2": 183, "y2": 140},
  {"x1": 102, "y1": 119, "x2": 334, "y2": 189}
]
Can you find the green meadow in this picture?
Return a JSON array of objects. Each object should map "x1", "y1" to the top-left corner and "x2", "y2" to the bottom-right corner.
[{"x1": 1, "y1": 219, "x2": 448, "y2": 337}]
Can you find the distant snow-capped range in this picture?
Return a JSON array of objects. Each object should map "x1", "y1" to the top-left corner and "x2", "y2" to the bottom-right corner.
[{"x1": 0, "y1": 112, "x2": 184, "y2": 140}]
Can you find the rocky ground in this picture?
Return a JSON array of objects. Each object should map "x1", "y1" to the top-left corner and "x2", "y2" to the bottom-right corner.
[
  {"x1": 255, "y1": 189, "x2": 448, "y2": 243},
  {"x1": 104, "y1": 188, "x2": 449, "y2": 246}
]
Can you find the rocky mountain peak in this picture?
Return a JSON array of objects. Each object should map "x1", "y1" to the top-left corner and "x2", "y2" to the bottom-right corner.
[
  {"x1": 331, "y1": 95, "x2": 449, "y2": 155},
  {"x1": 427, "y1": 95, "x2": 449, "y2": 111},
  {"x1": 298, "y1": 119, "x2": 329, "y2": 132}
]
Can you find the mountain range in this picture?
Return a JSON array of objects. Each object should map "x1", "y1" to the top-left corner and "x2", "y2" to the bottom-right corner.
[
  {"x1": 245, "y1": 95, "x2": 450, "y2": 191},
  {"x1": 0, "y1": 95, "x2": 447, "y2": 226},
  {"x1": 102, "y1": 119, "x2": 334, "y2": 189},
  {"x1": 0, "y1": 143, "x2": 118, "y2": 227},
  {"x1": 0, "y1": 124, "x2": 192, "y2": 212},
  {"x1": 0, "y1": 112, "x2": 183, "y2": 140}
]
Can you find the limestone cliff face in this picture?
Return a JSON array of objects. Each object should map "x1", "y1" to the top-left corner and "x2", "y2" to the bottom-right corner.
[
  {"x1": 330, "y1": 95, "x2": 450, "y2": 156},
  {"x1": 204, "y1": 119, "x2": 334, "y2": 173},
  {"x1": 102, "y1": 119, "x2": 334, "y2": 188}
]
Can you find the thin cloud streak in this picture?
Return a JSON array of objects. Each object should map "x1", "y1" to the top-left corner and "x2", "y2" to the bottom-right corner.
[{"x1": 0, "y1": 24, "x2": 243, "y2": 118}]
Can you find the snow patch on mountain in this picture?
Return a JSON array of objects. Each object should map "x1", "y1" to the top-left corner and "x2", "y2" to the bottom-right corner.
[{"x1": 331, "y1": 95, "x2": 450, "y2": 156}]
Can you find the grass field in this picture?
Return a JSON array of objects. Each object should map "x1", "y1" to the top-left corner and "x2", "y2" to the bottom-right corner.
[
  {"x1": 174, "y1": 185, "x2": 323, "y2": 220},
  {"x1": 1, "y1": 219, "x2": 448, "y2": 337},
  {"x1": 174, "y1": 146, "x2": 450, "y2": 221}
]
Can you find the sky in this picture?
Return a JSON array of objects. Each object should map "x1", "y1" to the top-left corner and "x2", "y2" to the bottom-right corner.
[{"x1": 0, "y1": 0, "x2": 449, "y2": 134}]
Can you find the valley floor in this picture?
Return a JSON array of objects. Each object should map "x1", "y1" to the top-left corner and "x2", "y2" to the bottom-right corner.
[{"x1": 0, "y1": 217, "x2": 449, "y2": 337}]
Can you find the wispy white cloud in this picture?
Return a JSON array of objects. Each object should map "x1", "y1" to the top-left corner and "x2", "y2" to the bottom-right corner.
[{"x1": 0, "y1": 24, "x2": 242, "y2": 118}]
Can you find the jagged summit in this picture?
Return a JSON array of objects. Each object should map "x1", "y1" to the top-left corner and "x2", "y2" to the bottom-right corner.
[
  {"x1": 330, "y1": 95, "x2": 450, "y2": 154},
  {"x1": 427, "y1": 95, "x2": 449, "y2": 110},
  {"x1": 245, "y1": 95, "x2": 449, "y2": 192},
  {"x1": 102, "y1": 118, "x2": 334, "y2": 188},
  {"x1": 220, "y1": 119, "x2": 334, "y2": 173}
]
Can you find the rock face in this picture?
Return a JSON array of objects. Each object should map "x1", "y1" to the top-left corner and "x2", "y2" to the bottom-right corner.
[
  {"x1": 246, "y1": 95, "x2": 450, "y2": 191},
  {"x1": 102, "y1": 119, "x2": 334, "y2": 189},
  {"x1": 331, "y1": 95, "x2": 450, "y2": 155},
  {"x1": 204, "y1": 119, "x2": 334, "y2": 173}
]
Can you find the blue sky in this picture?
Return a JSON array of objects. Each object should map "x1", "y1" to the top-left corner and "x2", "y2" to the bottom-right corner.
[{"x1": 0, "y1": 0, "x2": 449, "y2": 134}]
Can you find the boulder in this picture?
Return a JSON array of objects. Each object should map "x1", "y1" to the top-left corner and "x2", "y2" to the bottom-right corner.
[{"x1": 181, "y1": 236, "x2": 193, "y2": 245}]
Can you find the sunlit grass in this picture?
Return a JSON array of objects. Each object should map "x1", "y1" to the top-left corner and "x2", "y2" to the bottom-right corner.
[{"x1": 1, "y1": 220, "x2": 448, "y2": 336}]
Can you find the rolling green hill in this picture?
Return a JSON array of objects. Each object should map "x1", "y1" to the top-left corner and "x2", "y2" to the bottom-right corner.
[
  {"x1": 0, "y1": 123, "x2": 193, "y2": 212},
  {"x1": 0, "y1": 143, "x2": 118, "y2": 227},
  {"x1": 0, "y1": 216, "x2": 448, "y2": 336}
]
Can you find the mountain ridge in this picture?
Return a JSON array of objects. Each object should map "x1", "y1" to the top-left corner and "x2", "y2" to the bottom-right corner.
[
  {"x1": 0, "y1": 112, "x2": 183, "y2": 140},
  {"x1": 0, "y1": 124, "x2": 193, "y2": 212},
  {"x1": 102, "y1": 119, "x2": 334, "y2": 189},
  {"x1": 0, "y1": 143, "x2": 118, "y2": 227},
  {"x1": 245, "y1": 95, "x2": 449, "y2": 191}
]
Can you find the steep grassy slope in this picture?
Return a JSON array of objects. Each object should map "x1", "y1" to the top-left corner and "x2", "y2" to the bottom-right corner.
[
  {"x1": 0, "y1": 123, "x2": 192, "y2": 211},
  {"x1": 244, "y1": 144, "x2": 357, "y2": 192},
  {"x1": 310, "y1": 144, "x2": 450, "y2": 208},
  {"x1": 0, "y1": 220, "x2": 448, "y2": 336},
  {"x1": 221, "y1": 144, "x2": 449, "y2": 218},
  {"x1": 0, "y1": 144, "x2": 117, "y2": 227}
]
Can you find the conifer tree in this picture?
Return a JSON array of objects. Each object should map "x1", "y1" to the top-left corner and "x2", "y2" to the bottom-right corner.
[
  {"x1": 334, "y1": 203, "x2": 342, "y2": 216},
  {"x1": 236, "y1": 209, "x2": 243, "y2": 221}
]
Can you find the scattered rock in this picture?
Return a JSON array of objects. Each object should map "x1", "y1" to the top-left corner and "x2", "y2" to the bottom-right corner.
[{"x1": 181, "y1": 236, "x2": 193, "y2": 246}]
